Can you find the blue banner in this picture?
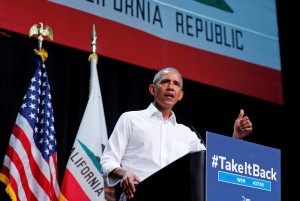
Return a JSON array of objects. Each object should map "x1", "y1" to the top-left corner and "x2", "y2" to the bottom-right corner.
[{"x1": 206, "y1": 132, "x2": 281, "y2": 201}]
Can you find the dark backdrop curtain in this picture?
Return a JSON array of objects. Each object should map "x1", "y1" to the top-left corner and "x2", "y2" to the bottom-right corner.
[{"x1": 0, "y1": 29, "x2": 289, "y2": 200}]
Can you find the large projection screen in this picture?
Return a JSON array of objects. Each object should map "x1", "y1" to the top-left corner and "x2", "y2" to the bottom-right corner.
[{"x1": 0, "y1": 0, "x2": 282, "y2": 104}]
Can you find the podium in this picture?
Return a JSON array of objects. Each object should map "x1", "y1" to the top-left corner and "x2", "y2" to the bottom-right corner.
[
  {"x1": 131, "y1": 150, "x2": 206, "y2": 201},
  {"x1": 130, "y1": 132, "x2": 281, "y2": 201}
]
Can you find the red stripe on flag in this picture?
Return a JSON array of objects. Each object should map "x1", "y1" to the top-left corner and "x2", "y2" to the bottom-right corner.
[
  {"x1": 5, "y1": 144, "x2": 38, "y2": 201},
  {"x1": 49, "y1": 153, "x2": 60, "y2": 200},
  {"x1": 11, "y1": 124, "x2": 52, "y2": 199},
  {"x1": 60, "y1": 169, "x2": 90, "y2": 201}
]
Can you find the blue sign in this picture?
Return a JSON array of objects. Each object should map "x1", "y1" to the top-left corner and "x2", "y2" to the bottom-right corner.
[{"x1": 206, "y1": 132, "x2": 281, "y2": 201}]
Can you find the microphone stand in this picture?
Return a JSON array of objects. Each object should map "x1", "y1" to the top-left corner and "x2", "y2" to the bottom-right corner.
[{"x1": 190, "y1": 126, "x2": 206, "y2": 147}]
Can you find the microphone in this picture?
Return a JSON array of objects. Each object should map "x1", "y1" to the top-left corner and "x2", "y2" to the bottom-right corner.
[{"x1": 190, "y1": 126, "x2": 206, "y2": 147}]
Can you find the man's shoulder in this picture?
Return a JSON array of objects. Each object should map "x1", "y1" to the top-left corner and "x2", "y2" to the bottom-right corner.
[{"x1": 121, "y1": 108, "x2": 147, "y2": 117}]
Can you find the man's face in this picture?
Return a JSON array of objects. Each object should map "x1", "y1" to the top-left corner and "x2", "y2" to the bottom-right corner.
[{"x1": 150, "y1": 70, "x2": 184, "y2": 110}]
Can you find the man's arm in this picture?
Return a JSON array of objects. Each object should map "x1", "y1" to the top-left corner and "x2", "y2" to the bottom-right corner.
[{"x1": 110, "y1": 167, "x2": 141, "y2": 199}]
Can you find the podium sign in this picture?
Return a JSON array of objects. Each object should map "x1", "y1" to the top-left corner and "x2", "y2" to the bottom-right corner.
[{"x1": 206, "y1": 132, "x2": 281, "y2": 201}]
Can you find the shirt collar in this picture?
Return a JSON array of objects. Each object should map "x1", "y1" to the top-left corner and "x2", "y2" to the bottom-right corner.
[{"x1": 146, "y1": 103, "x2": 177, "y2": 125}]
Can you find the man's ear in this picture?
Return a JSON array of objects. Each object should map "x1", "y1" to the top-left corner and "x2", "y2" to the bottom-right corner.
[
  {"x1": 178, "y1": 90, "x2": 184, "y2": 101},
  {"x1": 149, "y1": 84, "x2": 155, "y2": 96}
]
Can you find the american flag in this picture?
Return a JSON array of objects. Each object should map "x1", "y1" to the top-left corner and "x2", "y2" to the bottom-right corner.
[{"x1": 0, "y1": 56, "x2": 60, "y2": 201}]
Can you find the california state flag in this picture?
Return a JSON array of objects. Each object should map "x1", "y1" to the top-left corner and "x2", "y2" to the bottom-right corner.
[{"x1": 59, "y1": 53, "x2": 108, "y2": 201}]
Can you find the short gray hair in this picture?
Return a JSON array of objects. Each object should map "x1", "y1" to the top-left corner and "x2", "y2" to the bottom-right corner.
[{"x1": 153, "y1": 67, "x2": 183, "y2": 88}]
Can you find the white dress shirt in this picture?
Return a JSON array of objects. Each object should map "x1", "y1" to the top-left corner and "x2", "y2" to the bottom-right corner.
[{"x1": 100, "y1": 103, "x2": 206, "y2": 186}]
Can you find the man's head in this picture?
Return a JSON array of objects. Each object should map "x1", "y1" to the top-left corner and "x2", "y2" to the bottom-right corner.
[
  {"x1": 149, "y1": 67, "x2": 184, "y2": 111},
  {"x1": 152, "y1": 67, "x2": 183, "y2": 89}
]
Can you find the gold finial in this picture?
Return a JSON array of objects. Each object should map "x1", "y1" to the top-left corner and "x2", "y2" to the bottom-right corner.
[{"x1": 29, "y1": 22, "x2": 53, "y2": 52}]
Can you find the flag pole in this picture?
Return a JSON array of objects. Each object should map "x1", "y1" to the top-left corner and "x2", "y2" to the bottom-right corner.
[
  {"x1": 88, "y1": 24, "x2": 98, "y2": 63},
  {"x1": 59, "y1": 23, "x2": 110, "y2": 200},
  {"x1": 91, "y1": 24, "x2": 97, "y2": 53}
]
